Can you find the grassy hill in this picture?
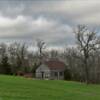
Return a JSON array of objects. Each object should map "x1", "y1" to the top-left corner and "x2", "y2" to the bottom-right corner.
[{"x1": 0, "y1": 75, "x2": 100, "y2": 100}]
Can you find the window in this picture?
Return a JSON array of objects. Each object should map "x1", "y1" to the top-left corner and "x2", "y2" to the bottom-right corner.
[
  {"x1": 54, "y1": 72, "x2": 58, "y2": 76},
  {"x1": 60, "y1": 72, "x2": 63, "y2": 76}
]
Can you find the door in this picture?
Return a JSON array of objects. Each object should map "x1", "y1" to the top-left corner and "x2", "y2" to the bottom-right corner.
[{"x1": 41, "y1": 72, "x2": 44, "y2": 79}]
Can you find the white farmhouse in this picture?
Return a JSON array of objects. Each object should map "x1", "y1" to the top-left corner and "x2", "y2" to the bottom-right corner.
[{"x1": 35, "y1": 60, "x2": 66, "y2": 80}]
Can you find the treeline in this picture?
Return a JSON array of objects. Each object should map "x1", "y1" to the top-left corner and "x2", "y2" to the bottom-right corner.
[
  {"x1": 0, "y1": 25, "x2": 100, "y2": 84},
  {"x1": 63, "y1": 25, "x2": 100, "y2": 84}
]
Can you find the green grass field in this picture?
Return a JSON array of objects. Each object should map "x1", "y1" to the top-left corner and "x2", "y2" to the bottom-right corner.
[{"x1": 0, "y1": 75, "x2": 100, "y2": 100}]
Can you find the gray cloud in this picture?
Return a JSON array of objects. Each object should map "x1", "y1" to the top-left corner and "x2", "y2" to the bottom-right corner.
[{"x1": 0, "y1": 0, "x2": 99, "y2": 47}]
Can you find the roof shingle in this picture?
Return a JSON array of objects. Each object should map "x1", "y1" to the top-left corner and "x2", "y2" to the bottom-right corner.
[{"x1": 44, "y1": 60, "x2": 66, "y2": 70}]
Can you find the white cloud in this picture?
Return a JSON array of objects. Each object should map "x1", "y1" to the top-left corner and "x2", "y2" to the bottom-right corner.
[
  {"x1": 0, "y1": 15, "x2": 73, "y2": 46},
  {"x1": 31, "y1": 16, "x2": 57, "y2": 31},
  {"x1": 0, "y1": 15, "x2": 26, "y2": 28}
]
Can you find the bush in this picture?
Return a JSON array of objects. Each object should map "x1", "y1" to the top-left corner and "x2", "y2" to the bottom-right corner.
[{"x1": 64, "y1": 69, "x2": 71, "y2": 80}]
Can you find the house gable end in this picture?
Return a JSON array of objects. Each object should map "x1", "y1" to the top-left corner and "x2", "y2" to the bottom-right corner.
[{"x1": 36, "y1": 64, "x2": 50, "y2": 73}]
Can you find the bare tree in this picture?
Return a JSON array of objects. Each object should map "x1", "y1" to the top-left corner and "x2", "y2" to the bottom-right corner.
[
  {"x1": 0, "y1": 43, "x2": 11, "y2": 74},
  {"x1": 74, "y1": 25, "x2": 98, "y2": 84},
  {"x1": 63, "y1": 47, "x2": 83, "y2": 81},
  {"x1": 0, "y1": 43, "x2": 7, "y2": 57},
  {"x1": 36, "y1": 39, "x2": 46, "y2": 63},
  {"x1": 8, "y1": 42, "x2": 28, "y2": 73},
  {"x1": 49, "y1": 50, "x2": 58, "y2": 59}
]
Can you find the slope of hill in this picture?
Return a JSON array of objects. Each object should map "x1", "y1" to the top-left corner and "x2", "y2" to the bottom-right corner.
[{"x1": 0, "y1": 75, "x2": 100, "y2": 100}]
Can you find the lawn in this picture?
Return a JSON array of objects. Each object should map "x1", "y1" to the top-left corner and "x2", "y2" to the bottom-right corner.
[{"x1": 0, "y1": 75, "x2": 100, "y2": 100}]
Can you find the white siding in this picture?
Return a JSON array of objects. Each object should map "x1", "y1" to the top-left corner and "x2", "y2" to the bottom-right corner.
[
  {"x1": 35, "y1": 64, "x2": 65, "y2": 80},
  {"x1": 35, "y1": 64, "x2": 51, "y2": 79}
]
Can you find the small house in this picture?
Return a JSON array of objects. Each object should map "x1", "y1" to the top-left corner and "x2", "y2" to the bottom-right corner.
[{"x1": 35, "y1": 60, "x2": 66, "y2": 80}]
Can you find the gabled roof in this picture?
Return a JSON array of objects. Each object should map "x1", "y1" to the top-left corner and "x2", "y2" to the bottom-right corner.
[{"x1": 44, "y1": 60, "x2": 66, "y2": 70}]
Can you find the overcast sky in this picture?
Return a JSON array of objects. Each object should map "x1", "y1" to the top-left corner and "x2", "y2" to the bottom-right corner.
[{"x1": 0, "y1": 0, "x2": 100, "y2": 48}]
